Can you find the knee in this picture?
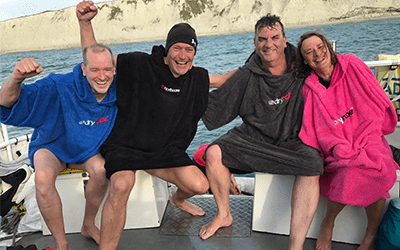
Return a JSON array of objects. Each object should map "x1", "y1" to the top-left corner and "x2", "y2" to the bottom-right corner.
[
  {"x1": 205, "y1": 145, "x2": 222, "y2": 166},
  {"x1": 34, "y1": 170, "x2": 56, "y2": 196},
  {"x1": 87, "y1": 165, "x2": 107, "y2": 184},
  {"x1": 85, "y1": 156, "x2": 106, "y2": 179},
  {"x1": 33, "y1": 149, "x2": 61, "y2": 192},
  {"x1": 293, "y1": 175, "x2": 320, "y2": 198},
  {"x1": 307, "y1": 175, "x2": 320, "y2": 186},
  {"x1": 34, "y1": 171, "x2": 48, "y2": 188},
  {"x1": 190, "y1": 174, "x2": 210, "y2": 195},
  {"x1": 296, "y1": 175, "x2": 319, "y2": 183},
  {"x1": 109, "y1": 174, "x2": 135, "y2": 201}
]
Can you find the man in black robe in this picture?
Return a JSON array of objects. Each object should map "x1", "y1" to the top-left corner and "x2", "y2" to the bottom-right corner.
[{"x1": 76, "y1": 2, "x2": 230, "y2": 249}]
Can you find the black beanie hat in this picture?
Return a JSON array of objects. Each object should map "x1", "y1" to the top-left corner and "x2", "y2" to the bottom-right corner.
[{"x1": 165, "y1": 23, "x2": 198, "y2": 55}]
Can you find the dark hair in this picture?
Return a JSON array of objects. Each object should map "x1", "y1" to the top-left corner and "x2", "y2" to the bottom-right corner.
[
  {"x1": 83, "y1": 44, "x2": 114, "y2": 67},
  {"x1": 292, "y1": 29, "x2": 337, "y2": 79},
  {"x1": 254, "y1": 14, "x2": 285, "y2": 38}
]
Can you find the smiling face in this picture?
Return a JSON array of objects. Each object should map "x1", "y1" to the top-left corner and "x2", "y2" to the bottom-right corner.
[
  {"x1": 300, "y1": 35, "x2": 333, "y2": 74},
  {"x1": 81, "y1": 49, "x2": 115, "y2": 102},
  {"x1": 254, "y1": 23, "x2": 287, "y2": 68},
  {"x1": 164, "y1": 42, "x2": 195, "y2": 78}
]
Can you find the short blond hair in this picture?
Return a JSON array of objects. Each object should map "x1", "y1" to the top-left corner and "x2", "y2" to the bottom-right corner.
[{"x1": 83, "y1": 44, "x2": 114, "y2": 67}]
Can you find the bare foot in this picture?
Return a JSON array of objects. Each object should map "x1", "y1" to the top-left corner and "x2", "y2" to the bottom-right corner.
[
  {"x1": 199, "y1": 214, "x2": 233, "y2": 240},
  {"x1": 170, "y1": 196, "x2": 205, "y2": 216},
  {"x1": 357, "y1": 233, "x2": 376, "y2": 250},
  {"x1": 81, "y1": 223, "x2": 101, "y2": 245},
  {"x1": 55, "y1": 242, "x2": 72, "y2": 250},
  {"x1": 316, "y1": 220, "x2": 333, "y2": 250}
]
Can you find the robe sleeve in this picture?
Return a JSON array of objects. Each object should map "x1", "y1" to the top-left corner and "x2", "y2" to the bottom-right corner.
[
  {"x1": 0, "y1": 76, "x2": 59, "y2": 128},
  {"x1": 202, "y1": 67, "x2": 249, "y2": 131},
  {"x1": 299, "y1": 74, "x2": 323, "y2": 153},
  {"x1": 349, "y1": 54, "x2": 397, "y2": 135}
]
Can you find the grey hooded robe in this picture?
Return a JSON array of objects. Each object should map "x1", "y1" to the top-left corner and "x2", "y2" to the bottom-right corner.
[{"x1": 202, "y1": 43, "x2": 323, "y2": 176}]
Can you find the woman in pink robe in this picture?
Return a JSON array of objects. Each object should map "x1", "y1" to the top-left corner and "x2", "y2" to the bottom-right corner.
[{"x1": 292, "y1": 30, "x2": 399, "y2": 250}]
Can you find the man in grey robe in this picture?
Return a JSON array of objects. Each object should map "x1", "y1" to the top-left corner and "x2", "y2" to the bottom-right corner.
[{"x1": 199, "y1": 14, "x2": 324, "y2": 250}]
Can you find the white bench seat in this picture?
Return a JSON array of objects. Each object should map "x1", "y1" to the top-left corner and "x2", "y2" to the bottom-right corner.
[
  {"x1": 252, "y1": 171, "x2": 400, "y2": 244},
  {"x1": 41, "y1": 170, "x2": 169, "y2": 235}
]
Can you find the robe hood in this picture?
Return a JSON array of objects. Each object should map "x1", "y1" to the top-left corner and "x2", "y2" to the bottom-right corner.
[{"x1": 72, "y1": 63, "x2": 117, "y2": 106}]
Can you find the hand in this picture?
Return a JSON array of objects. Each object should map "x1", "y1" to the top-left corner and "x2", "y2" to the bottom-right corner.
[
  {"x1": 76, "y1": 0, "x2": 98, "y2": 22},
  {"x1": 229, "y1": 174, "x2": 241, "y2": 195},
  {"x1": 11, "y1": 58, "x2": 43, "y2": 82}
]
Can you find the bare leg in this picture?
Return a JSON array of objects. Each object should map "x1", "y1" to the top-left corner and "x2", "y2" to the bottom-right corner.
[
  {"x1": 289, "y1": 175, "x2": 320, "y2": 250},
  {"x1": 316, "y1": 200, "x2": 346, "y2": 250},
  {"x1": 146, "y1": 165, "x2": 209, "y2": 216},
  {"x1": 71, "y1": 153, "x2": 109, "y2": 244},
  {"x1": 99, "y1": 171, "x2": 135, "y2": 250},
  {"x1": 358, "y1": 199, "x2": 385, "y2": 250},
  {"x1": 199, "y1": 145, "x2": 233, "y2": 240},
  {"x1": 34, "y1": 149, "x2": 71, "y2": 250}
]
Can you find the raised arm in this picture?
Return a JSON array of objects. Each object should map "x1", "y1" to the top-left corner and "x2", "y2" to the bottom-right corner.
[
  {"x1": 76, "y1": 1, "x2": 118, "y2": 64},
  {"x1": 208, "y1": 69, "x2": 237, "y2": 88},
  {"x1": 0, "y1": 58, "x2": 43, "y2": 108},
  {"x1": 76, "y1": 1, "x2": 98, "y2": 51}
]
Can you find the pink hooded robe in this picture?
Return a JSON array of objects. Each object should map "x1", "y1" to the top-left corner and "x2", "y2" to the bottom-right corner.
[{"x1": 299, "y1": 53, "x2": 399, "y2": 207}]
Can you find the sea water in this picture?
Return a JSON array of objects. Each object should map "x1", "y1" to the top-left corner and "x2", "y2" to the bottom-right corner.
[{"x1": 0, "y1": 18, "x2": 399, "y2": 159}]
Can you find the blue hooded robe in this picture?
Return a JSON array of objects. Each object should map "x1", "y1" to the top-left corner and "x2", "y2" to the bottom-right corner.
[{"x1": 0, "y1": 63, "x2": 117, "y2": 167}]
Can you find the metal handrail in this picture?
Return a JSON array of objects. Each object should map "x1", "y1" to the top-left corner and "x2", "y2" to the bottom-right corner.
[
  {"x1": 0, "y1": 133, "x2": 31, "y2": 149},
  {"x1": 365, "y1": 59, "x2": 400, "y2": 67}
]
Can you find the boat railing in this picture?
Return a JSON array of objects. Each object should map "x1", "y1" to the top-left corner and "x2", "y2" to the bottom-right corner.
[
  {"x1": 365, "y1": 59, "x2": 400, "y2": 68},
  {"x1": 0, "y1": 123, "x2": 31, "y2": 161}
]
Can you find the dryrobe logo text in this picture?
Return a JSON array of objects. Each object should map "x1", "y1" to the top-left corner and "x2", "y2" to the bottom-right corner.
[
  {"x1": 161, "y1": 85, "x2": 180, "y2": 94},
  {"x1": 333, "y1": 108, "x2": 354, "y2": 125},
  {"x1": 79, "y1": 117, "x2": 109, "y2": 126},
  {"x1": 268, "y1": 92, "x2": 292, "y2": 105}
]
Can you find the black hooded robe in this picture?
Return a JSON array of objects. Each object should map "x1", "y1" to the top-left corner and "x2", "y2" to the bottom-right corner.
[{"x1": 100, "y1": 45, "x2": 209, "y2": 179}]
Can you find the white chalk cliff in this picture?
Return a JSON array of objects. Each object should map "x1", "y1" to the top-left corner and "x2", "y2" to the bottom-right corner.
[{"x1": 1, "y1": 0, "x2": 400, "y2": 54}]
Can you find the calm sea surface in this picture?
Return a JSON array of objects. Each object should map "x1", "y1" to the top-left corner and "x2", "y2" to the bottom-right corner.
[{"x1": 0, "y1": 18, "x2": 399, "y2": 158}]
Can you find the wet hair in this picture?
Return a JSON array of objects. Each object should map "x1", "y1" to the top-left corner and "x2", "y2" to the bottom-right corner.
[
  {"x1": 254, "y1": 14, "x2": 285, "y2": 38},
  {"x1": 82, "y1": 44, "x2": 114, "y2": 67},
  {"x1": 292, "y1": 29, "x2": 337, "y2": 79}
]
